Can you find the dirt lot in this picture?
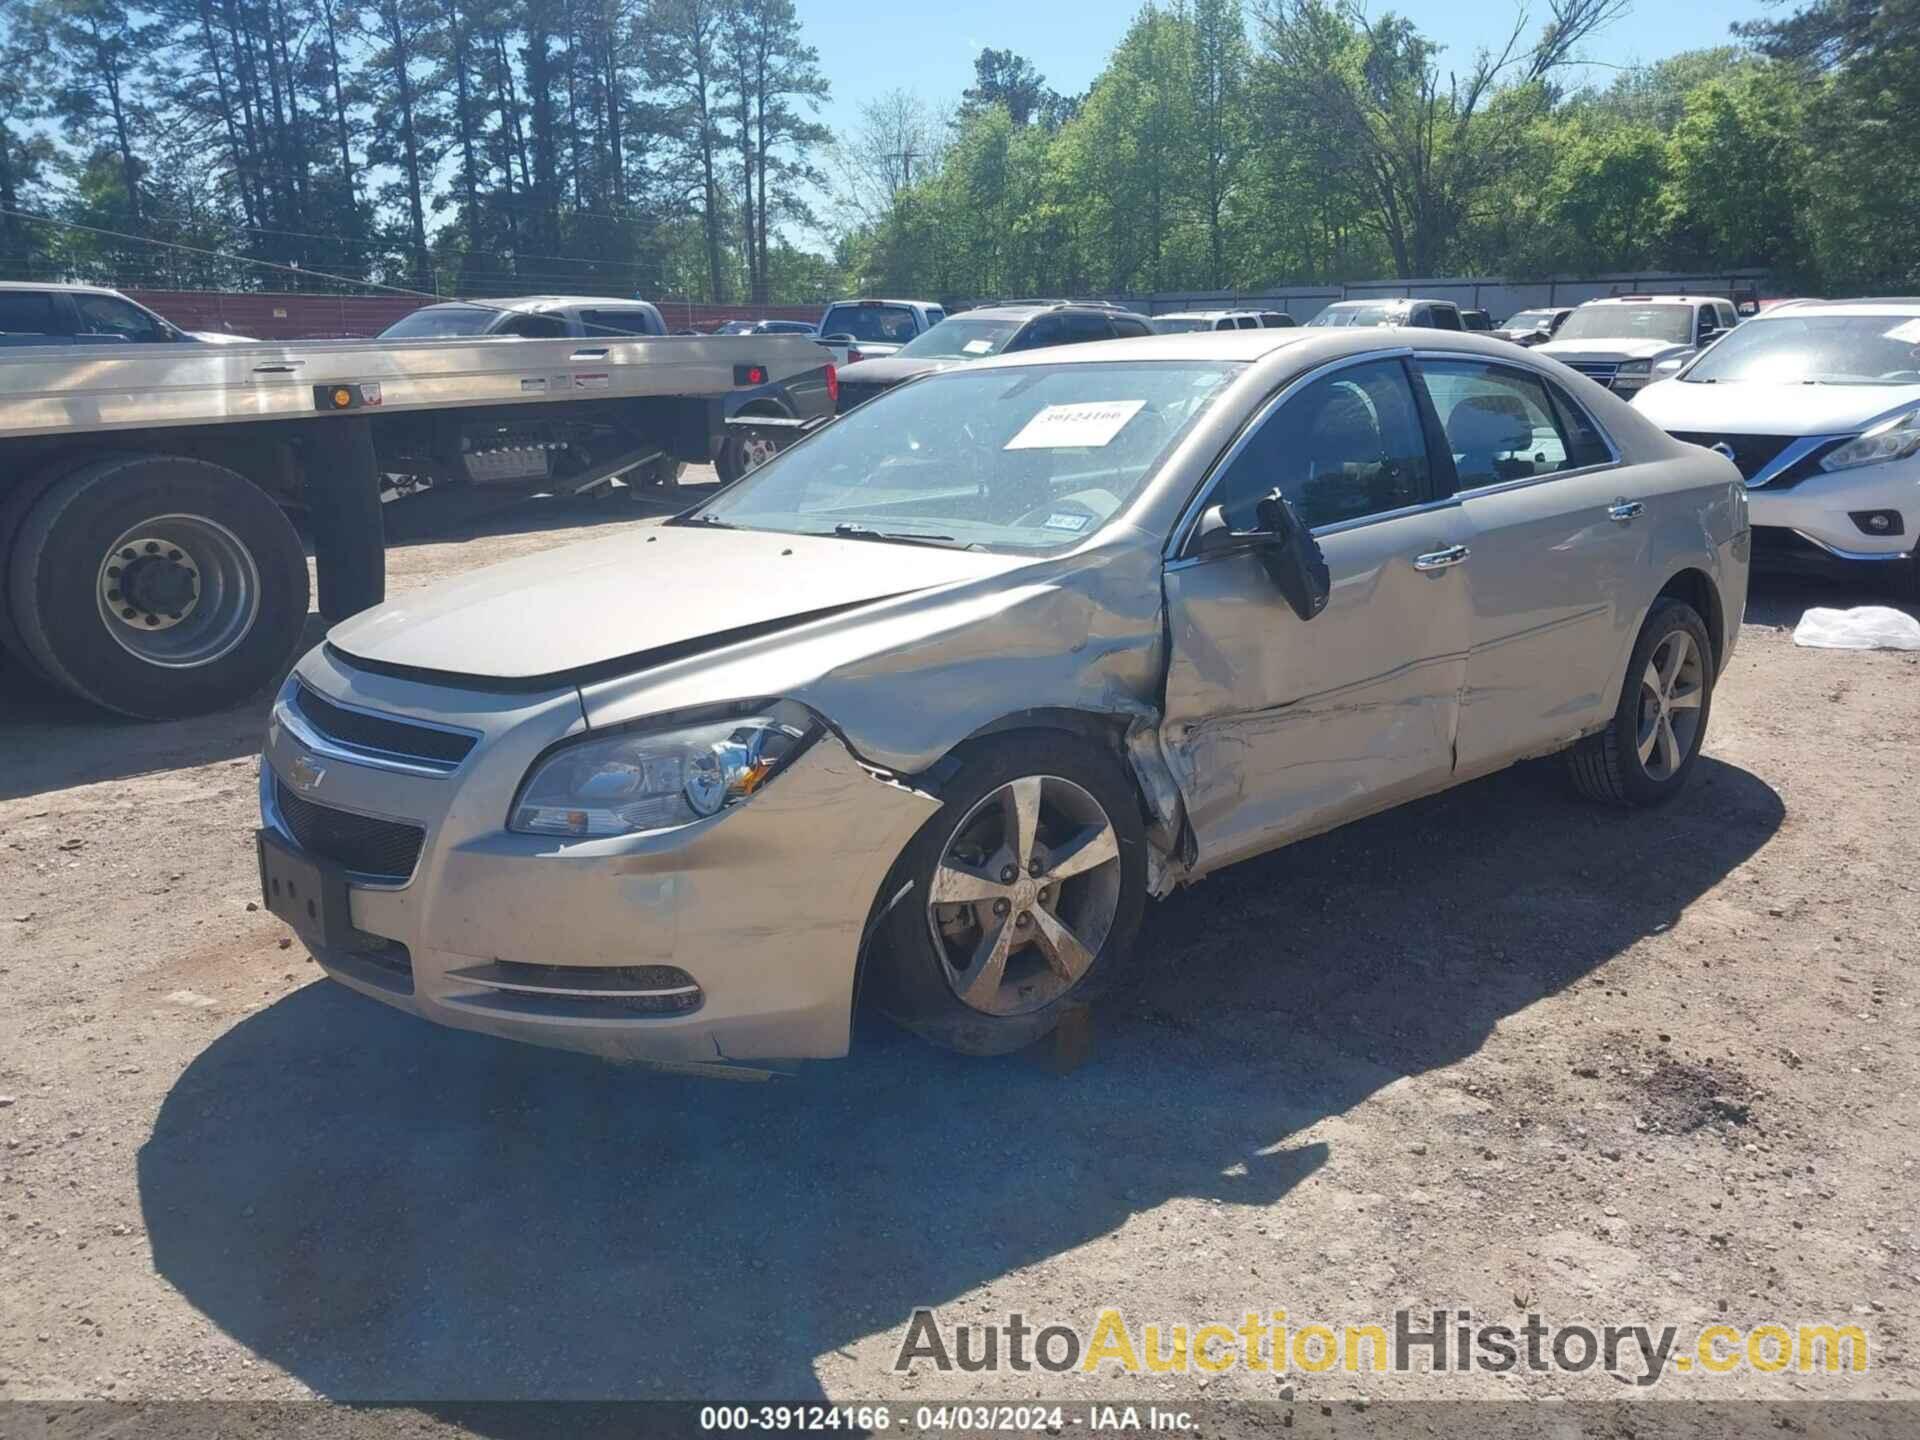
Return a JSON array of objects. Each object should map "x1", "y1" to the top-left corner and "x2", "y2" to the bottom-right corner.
[{"x1": 1, "y1": 482, "x2": 1916, "y2": 1429}]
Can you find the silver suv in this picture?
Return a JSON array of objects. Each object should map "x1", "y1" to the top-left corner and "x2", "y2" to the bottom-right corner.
[{"x1": 377, "y1": 296, "x2": 668, "y2": 340}]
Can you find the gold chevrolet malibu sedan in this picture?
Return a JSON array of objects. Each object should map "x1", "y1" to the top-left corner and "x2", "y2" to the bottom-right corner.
[{"x1": 258, "y1": 327, "x2": 1748, "y2": 1069}]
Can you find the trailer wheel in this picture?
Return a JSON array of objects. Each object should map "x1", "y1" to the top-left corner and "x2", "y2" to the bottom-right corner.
[
  {"x1": 7, "y1": 454, "x2": 310, "y2": 719},
  {"x1": 0, "y1": 452, "x2": 109, "y2": 680}
]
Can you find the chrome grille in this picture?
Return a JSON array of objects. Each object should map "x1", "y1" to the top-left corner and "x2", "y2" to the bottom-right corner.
[
  {"x1": 1566, "y1": 361, "x2": 1620, "y2": 386},
  {"x1": 1668, "y1": 432, "x2": 1795, "y2": 482},
  {"x1": 289, "y1": 684, "x2": 476, "y2": 773},
  {"x1": 274, "y1": 781, "x2": 425, "y2": 883}
]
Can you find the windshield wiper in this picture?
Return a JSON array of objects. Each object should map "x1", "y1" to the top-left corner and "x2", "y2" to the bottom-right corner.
[
  {"x1": 818, "y1": 522, "x2": 963, "y2": 548},
  {"x1": 677, "y1": 512, "x2": 737, "y2": 528}
]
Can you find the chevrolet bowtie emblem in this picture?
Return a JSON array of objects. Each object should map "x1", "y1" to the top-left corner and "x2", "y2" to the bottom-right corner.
[{"x1": 287, "y1": 754, "x2": 326, "y2": 793}]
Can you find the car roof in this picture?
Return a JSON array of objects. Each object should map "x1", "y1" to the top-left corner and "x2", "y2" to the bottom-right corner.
[
  {"x1": 823, "y1": 298, "x2": 929, "y2": 307},
  {"x1": 0, "y1": 280, "x2": 126, "y2": 296},
  {"x1": 1322, "y1": 297, "x2": 1452, "y2": 309},
  {"x1": 960, "y1": 325, "x2": 1558, "y2": 372},
  {"x1": 1742, "y1": 297, "x2": 1920, "y2": 318},
  {"x1": 439, "y1": 295, "x2": 661, "y2": 312},
  {"x1": 1579, "y1": 295, "x2": 1725, "y2": 307}
]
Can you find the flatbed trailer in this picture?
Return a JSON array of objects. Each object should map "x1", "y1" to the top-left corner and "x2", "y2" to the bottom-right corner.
[{"x1": 0, "y1": 332, "x2": 835, "y2": 719}]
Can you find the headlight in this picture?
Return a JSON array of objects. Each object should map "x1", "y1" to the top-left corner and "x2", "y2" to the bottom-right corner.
[
  {"x1": 1822, "y1": 409, "x2": 1920, "y2": 473},
  {"x1": 510, "y1": 705, "x2": 816, "y2": 837},
  {"x1": 1616, "y1": 360, "x2": 1653, "y2": 378}
]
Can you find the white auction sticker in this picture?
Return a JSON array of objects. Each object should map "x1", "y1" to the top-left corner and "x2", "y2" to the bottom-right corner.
[
  {"x1": 1004, "y1": 400, "x2": 1146, "y2": 450},
  {"x1": 1883, "y1": 319, "x2": 1920, "y2": 344},
  {"x1": 962, "y1": 338, "x2": 995, "y2": 355}
]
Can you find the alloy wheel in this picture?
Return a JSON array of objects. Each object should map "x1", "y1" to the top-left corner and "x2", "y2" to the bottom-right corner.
[
  {"x1": 925, "y1": 775, "x2": 1122, "y2": 1017},
  {"x1": 1635, "y1": 628, "x2": 1705, "y2": 781}
]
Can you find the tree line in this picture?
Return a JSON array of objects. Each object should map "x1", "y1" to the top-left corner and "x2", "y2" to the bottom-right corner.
[
  {"x1": 838, "y1": 0, "x2": 1920, "y2": 301},
  {"x1": 0, "y1": 0, "x2": 832, "y2": 302},
  {"x1": 0, "y1": 0, "x2": 1912, "y2": 307}
]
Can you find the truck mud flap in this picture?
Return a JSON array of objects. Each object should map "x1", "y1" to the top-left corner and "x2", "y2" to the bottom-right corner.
[{"x1": 304, "y1": 417, "x2": 385, "y2": 623}]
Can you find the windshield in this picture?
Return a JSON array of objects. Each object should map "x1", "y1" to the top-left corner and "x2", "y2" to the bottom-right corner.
[
  {"x1": 894, "y1": 316, "x2": 1022, "y2": 359},
  {"x1": 1308, "y1": 305, "x2": 1398, "y2": 328},
  {"x1": 1684, "y1": 314, "x2": 1920, "y2": 386},
  {"x1": 1503, "y1": 310, "x2": 1555, "y2": 331},
  {"x1": 821, "y1": 303, "x2": 920, "y2": 344},
  {"x1": 380, "y1": 305, "x2": 497, "y2": 338},
  {"x1": 1150, "y1": 316, "x2": 1214, "y2": 334},
  {"x1": 1556, "y1": 305, "x2": 1694, "y2": 345},
  {"x1": 688, "y1": 360, "x2": 1242, "y2": 552}
]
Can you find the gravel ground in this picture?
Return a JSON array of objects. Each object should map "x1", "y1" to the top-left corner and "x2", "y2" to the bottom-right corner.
[{"x1": 1, "y1": 484, "x2": 1916, "y2": 1434}]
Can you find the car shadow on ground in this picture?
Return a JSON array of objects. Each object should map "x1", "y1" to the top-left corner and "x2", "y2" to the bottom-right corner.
[
  {"x1": 1744, "y1": 563, "x2": 1918, "y2": 632},
  {"x1": 137, "y1": 754, "x2": 1783, "y2": 1408}
]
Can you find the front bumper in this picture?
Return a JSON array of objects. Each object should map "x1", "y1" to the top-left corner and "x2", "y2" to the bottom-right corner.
[
  {"x1": 260, "y1": 646, "x2": 938, "y2": 1066},
  {"x1": 1748, "y1": 460, "x2": 1919, "y2": 562}
]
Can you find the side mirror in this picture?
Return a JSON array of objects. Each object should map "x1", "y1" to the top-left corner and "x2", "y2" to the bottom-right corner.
[{"x1": 1193, "y1": 490, "x2": 1331, "y2": 622}]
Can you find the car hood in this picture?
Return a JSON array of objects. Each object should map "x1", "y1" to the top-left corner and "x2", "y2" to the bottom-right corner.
[
  {"x1": 1632, "y1": 379, "x2": 1920, "y2": 437},
  {"x1": 326, "y1": 524, "x2": 1027, "y2": 685},
  {"x1": 1536, "y1": 337, "x2": 1689, "y2": 363},
  {"x1": 837, "y1": 355, "x2": 967, "y2": 386}
]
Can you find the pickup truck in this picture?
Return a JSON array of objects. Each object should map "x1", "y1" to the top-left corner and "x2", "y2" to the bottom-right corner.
[
  {"x1": 815, "y1": 298, "x2": 945, "y2": 364},
  {"x1": 0, "y1": 328, "x2": 835, "y2": 719},
  {"x1": 1533, "y1": 294, "x2": 1742, "y2": 397}
]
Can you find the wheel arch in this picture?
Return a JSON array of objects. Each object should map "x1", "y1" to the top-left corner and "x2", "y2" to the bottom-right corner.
[{"x1": 1655, "y1": 566, "x2": 1726, "y2": 679}]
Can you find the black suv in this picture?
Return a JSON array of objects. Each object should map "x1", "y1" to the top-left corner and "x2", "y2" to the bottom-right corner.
[{"x1": 834, "y1": 301, "x2": 1155, "y2": 412}]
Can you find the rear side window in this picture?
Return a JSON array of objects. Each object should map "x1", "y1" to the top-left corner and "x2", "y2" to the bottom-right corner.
[
  {"x1": 0, "y1": 292, "x2": 60, "y2": 334},
  {"x1": 924, "y1": 308, "x2": 946, "y2": 326},
  {"x1": 494, "y1": 312, "x2": 567, "y2": 338},
  {"x1": 1415, "y1": 360, "x2": 1610, "y2": 490},
  {"x1": 1427, "y1": 307, "x2": 1462, "y2": 332},
  {"x1": 579, "y1": 308, "x2": 659, "y2": 336},
  {"x1": 1015, "y1": 312, "x2": 1113, "y2": 349},
  {"x1": 1110, "y1": 315, "x2": 1152, "y2": 338},
  {"x1": 1233, "y1": 316, "x2": 1259, "y2": 330}
]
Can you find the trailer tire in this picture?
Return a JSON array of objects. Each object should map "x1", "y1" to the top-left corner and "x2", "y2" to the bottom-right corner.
[
  {"x1": 0, "y1": 452, "x2": 109, "y2": 681},
  {"x1": 7, "y1": 454, "x2": 310, "y2": 719}
]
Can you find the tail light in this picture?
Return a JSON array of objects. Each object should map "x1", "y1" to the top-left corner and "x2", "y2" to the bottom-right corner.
[{"x1": 825, "y1": 363, "x2": 838, "y2": 408}]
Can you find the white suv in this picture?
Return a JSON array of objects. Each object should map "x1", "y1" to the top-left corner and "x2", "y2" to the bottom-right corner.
[
  {"x1": 1634, "y1": 298, "x2": 1920, "y2": 595},
  {"x1": 1535, "y1": 295, "x2": 1740, "y2": 396}
]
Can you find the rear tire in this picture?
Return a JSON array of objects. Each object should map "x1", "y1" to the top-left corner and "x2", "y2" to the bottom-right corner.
[
  {"x1": 868, "y1": 733, "x2": 1148, "y2": 1056},
  {"x1": 7, "y1": 454, "x2": 310, "y2": 719},
  {"x1": 714, "y1": 428, "x2": 780, "y2": 486},
  {"x1": 1568, "y1": 597, "x2": 1715, "y2": 807}
]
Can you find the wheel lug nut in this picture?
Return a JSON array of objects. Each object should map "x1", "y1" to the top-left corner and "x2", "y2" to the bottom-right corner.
[
  {"x1": 107, "y1": 566, "x2": 121, "y2": 578},
  {"x1": 999, "y1": 865, "x2": 1016, "y2": 883},
  {"x1": 120, "y1": 608, "x2": 135, "y2": 620},
  {"x1": 992, "y1": 898, "x2": 1011, "y2": 917},
  {"x1": 167, "y1": 549, "x2": 181, "y2": 561},
  {"x1": 1015, "y1": 911, "x2": 1031, "y2": 929},
  {"x1": 120, "y1": 548, "x2": 135, "y2": 560},
  {"x1": 144, "y1": 542, "x2": 159, "y2": 554},
  {"x1": 144, "y1": 615, "x2": 159, "y2": 626},
  {"x1": 1028, "y1": 860, "x2": 1043, "y2": 878},
  {"x1": 107, "y1": 589, "x2": 120, "y2": 602}
]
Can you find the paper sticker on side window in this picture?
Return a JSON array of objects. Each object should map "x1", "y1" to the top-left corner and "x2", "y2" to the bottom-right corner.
[
  {"x1": 1883, "y1": 319, "x2": 1920, "y2": 344},
  {"x1": 1005, "y1": 400, "x2": 1146, "y2": 450}
]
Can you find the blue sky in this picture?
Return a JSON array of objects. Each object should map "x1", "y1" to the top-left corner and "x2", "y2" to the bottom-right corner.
[{"x1": 798, "y1": 0, "x2": 1772, "y2": 143}]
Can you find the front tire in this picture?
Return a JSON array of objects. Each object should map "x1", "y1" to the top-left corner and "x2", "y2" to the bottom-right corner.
[
  {"x1": 870, "y1": 734, "x2": 1148, "y2": 1056},
  {"x1": 1568, "y1": 597, "x2": 1715, "y2": 807},
  {"x1": 7, "y1": 454, "x2": 310, "y2": 719}
]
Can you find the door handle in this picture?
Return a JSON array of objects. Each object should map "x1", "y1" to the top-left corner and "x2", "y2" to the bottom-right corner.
[
  {"x1": 250, "y1": 361, "x2": 303, "y2": 374},
  {"x1": 1608, "y1": 500, "x2": 1644, "y2": 523},
  {"x1": 1413, "y1": 544, "x2": 1470, "y2": 571}
]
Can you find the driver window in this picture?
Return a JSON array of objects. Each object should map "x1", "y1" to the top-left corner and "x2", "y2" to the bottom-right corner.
[
  {"x1": 73, "y1": 295, "x2": 168, "y2": 342},
  {"x1": 496, "y1": 312, "x2": 567, "y2": 338},
  {"x1": 1210, "y1": 359, "x2": 1432, "y2": 531}
]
